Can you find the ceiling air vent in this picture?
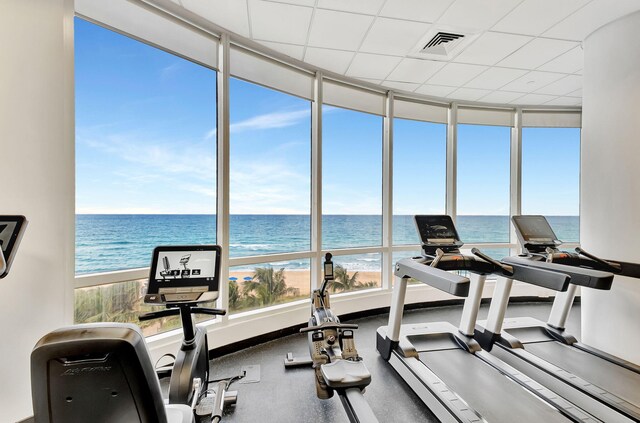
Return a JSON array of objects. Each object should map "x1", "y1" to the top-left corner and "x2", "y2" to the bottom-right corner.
[{"x1": 421, "y1": 32, "x2": 465, "y2": 56}]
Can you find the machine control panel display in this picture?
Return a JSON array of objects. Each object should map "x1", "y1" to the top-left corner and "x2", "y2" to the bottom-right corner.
[
  {"x1": 414, "y1": 215, "x2": 463, "y2": 247},
  {"x1": 512, "y1": 215, "x2": 560, "y2": 244},
  {"x1": 146, "y1": 245, "x2": 220, "y2": 304}
]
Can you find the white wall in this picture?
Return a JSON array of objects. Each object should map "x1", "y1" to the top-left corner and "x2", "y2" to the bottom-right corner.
[
  {"x1": 0, "y1": 0, "x2": 75, "y2": 421},
  {"x1": 581, "y1": 10, "x2": 640, "y2": 364}
]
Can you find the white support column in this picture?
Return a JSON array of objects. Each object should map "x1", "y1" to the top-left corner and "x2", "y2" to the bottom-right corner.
[
  {"x1": 216, "y1": 34, "x2": 230, "y2": 317},
  {"x1": 382, "y1": 91, "x2": 394, "y2": 290},
  {"x1": 388, "y1": 276, "x2": 408, "y2": 342},
  {"x1": 310, "y1": 71, "x2": 323, "y2": 291},
  {"x1": 459, "y1": 273, "x2": 486, "y2": 336},
  {"x1": 547, "y1": 284, "x2": 578, "y2": 330},
  {"x1": 510, "y1": 108, "x2": 522, "y2": 252},
  {"x1": 484, "y1": 276, "x2": 514, "y2": 335},
  {"x1": 446, "y1": 103, "x2": 458, "y2": 222}
]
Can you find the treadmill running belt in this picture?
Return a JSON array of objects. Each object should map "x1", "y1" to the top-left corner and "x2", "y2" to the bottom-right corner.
[
  {"x1": 420, "y1": 349, "x2": 570, "y2": 423},
  {"x1": 525, "y1": 341, "x2": 640, "y2": 405}
]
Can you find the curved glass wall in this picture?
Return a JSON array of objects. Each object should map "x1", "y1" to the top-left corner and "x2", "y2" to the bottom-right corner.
[{"x1": 72, "y1": 8, "x2": 583, "y2": 338}]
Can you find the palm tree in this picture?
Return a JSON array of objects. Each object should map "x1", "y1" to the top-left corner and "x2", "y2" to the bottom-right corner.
[
  {"x1": 228, "y1": 279, "x2": 243, "y2": 311},
  {"x1": 331, "y1": 265, "x2": 361, "y2": 292},
  {"x1": 243, "y1": 267, "x2": 298, "y2": 306}
]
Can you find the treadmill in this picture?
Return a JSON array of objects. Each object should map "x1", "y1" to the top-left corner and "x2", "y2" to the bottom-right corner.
[
  {"x1": 377, "y1": 215, "x2": 602, "y2": 423},
  {"x1": 474, "y1": 215, "x2": 640, "y2": 422}
]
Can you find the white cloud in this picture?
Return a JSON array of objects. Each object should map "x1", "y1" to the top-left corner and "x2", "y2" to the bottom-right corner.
[{"x1": 230, "y1": 109, "x2": 310, "y2": 133}]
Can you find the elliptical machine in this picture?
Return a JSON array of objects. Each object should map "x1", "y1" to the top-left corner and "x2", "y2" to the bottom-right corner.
[{"x1": 285, "y1": 253, "x2": 379, "y2": 423}]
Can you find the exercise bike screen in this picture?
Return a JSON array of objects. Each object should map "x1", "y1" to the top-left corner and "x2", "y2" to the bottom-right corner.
[
  {"x1": 146, "y1": 245, "x2": 221, "y2": 304},
  {"x1": 153, "y1": 250, "x2": 217, "y2": 281},
  {"x1": 414, "y1": 215, "x2": 461, "y2": 245},
  {"x1": 512, "y1": 215, "x2": 558, "y2": 242}
]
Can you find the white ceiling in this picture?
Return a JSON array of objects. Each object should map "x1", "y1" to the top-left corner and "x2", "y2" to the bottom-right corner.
[{"x1": 170, "y1": 0, "x2": 640, "y2": 106}]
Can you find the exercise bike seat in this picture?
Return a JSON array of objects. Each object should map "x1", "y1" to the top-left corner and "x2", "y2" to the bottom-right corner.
[
  {"x1": 321, "y1": 359, "x2": 372, "y2": 389},
  {"x1": 31, "y1": 323, "x2": 194, "y2": 423}
]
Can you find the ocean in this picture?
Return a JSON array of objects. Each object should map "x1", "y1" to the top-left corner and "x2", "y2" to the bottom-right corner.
[{"x1": 76, "y1": 215, "x2": 579, "y2": 275}]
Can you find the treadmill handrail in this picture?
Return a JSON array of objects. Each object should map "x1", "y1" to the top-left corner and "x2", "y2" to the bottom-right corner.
[
  {"x1": 506, "y1": 262, "x2": 571, "y2": 292},
  {"x1": 394, "y1": 257, "x2": 470, "y2": 297},
  {"x1": 503, "y1": 256, "x2": 614, "y2": 289}
]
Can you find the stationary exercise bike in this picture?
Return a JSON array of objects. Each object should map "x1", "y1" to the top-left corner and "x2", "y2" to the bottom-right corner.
[
  {"x1": 285, "y1": 253, "x2": 379, "y2": 423},
  {"x1": 31, "y1": 245, "x2": 238, "y2": 423},
  {"x1": 140, "y1": 245, "x2": 239, "y2": 422}
]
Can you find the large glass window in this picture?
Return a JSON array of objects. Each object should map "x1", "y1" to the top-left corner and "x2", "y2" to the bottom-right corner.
[
  {"x1": 75, "y1": 18, "x2": 217, "y2": 275},
  {"x1": 330, "y1": 254, "x2": 382, "y2": 293},
  {"x1": 522, "y1": 127, "x2": 580, "y2": 242},
  {"x1": 228, "y1": 259, "x2": 310, "y2": 314},
  {"x1": 393, "y1": 119, "x2": 446, "y2": 245},
  {"x1": 75, "y1": 19, "x2": 217, "y2": 329},
  {"x1": 457, "y1": 124, "x2": 511, "y2": 243},
  {"x1": 322, "y1": 106, "x2": 383, "y2": 249},
  {"x1": 229, "y1": 78, "x2": 311, "y2": 257}
]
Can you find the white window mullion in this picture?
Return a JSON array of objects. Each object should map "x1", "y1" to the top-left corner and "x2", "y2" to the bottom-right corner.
[
  {"x1": 446, "y1": 103, "x2": 458, "y2": 221},
  {"x1": 216, "y1": 34, "x2": 231, "y2": 319},
  {"x1": 311, "y1": 72, "x2": 323, "y2": 290},
  {"x1": 510, "y1": 108, "x2": 522, "y2": 250},
  {"x1": 382, "y1": 91, "x2": 394, "y2": 290}
]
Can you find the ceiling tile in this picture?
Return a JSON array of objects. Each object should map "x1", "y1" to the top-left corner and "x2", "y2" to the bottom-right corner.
[
  {"x1": 379, "y1": 0, "x2": 455, "y2": 23},
  {"x1": 437, "y1": 0, "x2": 522, "y2": 30},
  {"x1": 501, "y1": 70, "x2": 565, "y2": 92},
  {"x1": 307, "y1": 9, "x2": 374, "y2": 50},
  {"x1": 478, "y1": 90, "x2": 525, "y2": 103},
  {"x1": 511, "y1": 93, "x2": 557, "y2": 105},
  {"x1": 345, "y1": 53, "x2": 402, "y2": 80},
  {"x1": 258, "y1": 41, "x2": 305, "y2": 60},
  {"x1": 449, "y1": 87, "x2": 492, "y2": 101},
  {"x1": 263, "y1": 0, "x2": 316, "y2": 6},
  {"x1": 544, "y1": 96, "x2": 582, "y2": 106},
  {"x1": 492, "y1": 0, "x2": 590, "y2": 36},
  {"x1": 535, "y1": 75, "x2": 582, "y2": 96},
  {"x1": 415, "y1": 84, "x2": 457, "y2": 97},
  {"x1": 249, "y1": 1, "x2": 312, "y2": 44},
  {"x1": 303, "y1": 47, "x2": 355, "y2": 74},
  {"x1": 316, "y1": 0, "x2": 386, "y2": 15},
  {"x1": 360, "y1": 18, "x2": 431, "y2": 56},
  {"x1": 544, "y1": 0, "x2": 640, "y2": 41},
  {"x1": 497, "y1": 38, "x2": 578, "y2": 69},
  {"x1": 180, "y1": 0, "x2": 250, "y2": 37},
  {"x1": 465, "y1": 67, "x2": 528, "y2": 90},
  {"x1": 453, "y1": 32, "x2": 532, "y2": 66},
  {"x1": 537, "y1": 46, "x2": 583, "y2": 73},
  {"x1": 383, "y1": 81, "x2": 421, "y2": 92},
  {"x1": 427, "y1": 62, "x2": 488, "y2": 86},
  {"x1": 386, "y1": 58, "x2": 445, "y2": 83}
]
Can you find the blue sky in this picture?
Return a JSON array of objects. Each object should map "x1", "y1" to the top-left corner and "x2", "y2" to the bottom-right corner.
[{"x1": 75, "y1": 18, "x2": 580, "y2": 216}]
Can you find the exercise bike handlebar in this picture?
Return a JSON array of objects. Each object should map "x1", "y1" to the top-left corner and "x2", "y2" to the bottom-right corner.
[
  {"x1": 139, "y1": 305, "x2": 226, "y2": 321},
  {"x1": 300, "y1": 321, "x2": 359, "y2": 333}
]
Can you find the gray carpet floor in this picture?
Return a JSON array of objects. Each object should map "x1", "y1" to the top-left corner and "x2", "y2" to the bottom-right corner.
[{"x1": 209, "y1": 301, "x2": 582, "y2": 423}]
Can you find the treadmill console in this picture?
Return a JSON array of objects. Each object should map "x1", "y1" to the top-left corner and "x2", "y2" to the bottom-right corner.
[
  {"x1": 414, "y1": 215, "x2": 464, "y2": 255},
  {"x1": 0, "y1": 215, "x2": 28, "y2": 279},
  {"x1": 512, "y1": 215, "x2": 561, "y2": 254},
  {"x1": 145, "y1": 245, "x2": 221, "y2": 304}
]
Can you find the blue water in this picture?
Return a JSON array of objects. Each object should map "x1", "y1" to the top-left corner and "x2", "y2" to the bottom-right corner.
[{"x1": 76, "y1": 214, "x2": 579, "y2": 274}]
